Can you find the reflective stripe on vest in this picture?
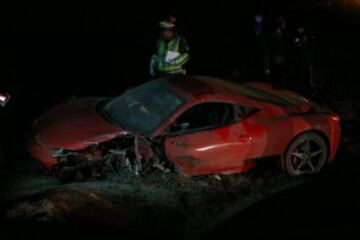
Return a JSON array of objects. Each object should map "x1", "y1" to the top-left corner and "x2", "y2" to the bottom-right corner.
[
  {"x1": 156, "y1": 37, "x2": 184, "y2": 73},
  {"x1": 157, "y1": 37, "x2": 181, "y2": 58}
]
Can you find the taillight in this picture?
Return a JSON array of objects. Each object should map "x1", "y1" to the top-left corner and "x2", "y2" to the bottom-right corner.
[{"x1": 330, "y1": 114, "x2": 341, "y2": 122}]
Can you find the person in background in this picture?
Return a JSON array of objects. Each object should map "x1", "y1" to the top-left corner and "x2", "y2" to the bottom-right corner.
[
  {"x1": 265, "y1": 17, "x2": 288, "y2": 88},
  {"x1": 150, "y1": 15, "x2": 190, "y2": 77},
  {"x1": 254, "y1": 14, "x2": 265, "y2": 37},
  {"x1": 289, "y1": 23, "x2": 315, "y2": 97},
  {"x1": 253, "y1": 14, "x2": 267, "y2": 81}
]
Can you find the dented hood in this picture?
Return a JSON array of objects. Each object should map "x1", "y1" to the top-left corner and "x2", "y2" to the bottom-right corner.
[{"x1": 31, "y1": 97, "x2": 128, "y2": 150}]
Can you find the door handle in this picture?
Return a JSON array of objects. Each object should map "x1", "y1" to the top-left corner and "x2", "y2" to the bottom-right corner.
[
  {"x1": 237, "y1": 135, "x2": 252, "y2": 142},
  {"x1": 235, "y1": 131, "x2": 251, "y2": 142}
]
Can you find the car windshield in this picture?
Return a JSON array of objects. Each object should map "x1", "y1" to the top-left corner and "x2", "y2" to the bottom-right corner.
[{"x1": 102, "y1": 79, "x2": 185, "y2": 134}]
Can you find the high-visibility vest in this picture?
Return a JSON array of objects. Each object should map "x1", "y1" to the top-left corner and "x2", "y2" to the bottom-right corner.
[{"x1": 153, "y1": 36, "x2": 189, "y2": 74}]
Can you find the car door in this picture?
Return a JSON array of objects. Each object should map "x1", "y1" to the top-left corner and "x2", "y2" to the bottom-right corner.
[{"x1": 164, "y1": 102, "x2": 255, "y2": 176}]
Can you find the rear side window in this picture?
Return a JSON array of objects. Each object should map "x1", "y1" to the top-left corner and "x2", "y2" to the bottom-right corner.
[
  {"x1": 178, "y1": 102, "x2": 235, "y2": 130},
  {"x1": 168, "y1": 102, "x2": 261, "y2": 134},
  {"x1": 234, "y1": 104, "x2": 259, "y2": 120}
]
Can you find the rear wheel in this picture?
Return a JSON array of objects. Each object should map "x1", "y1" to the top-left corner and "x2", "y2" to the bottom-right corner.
[{"x1": 283, "y1": 132, "x2": 329, "y2": 177}]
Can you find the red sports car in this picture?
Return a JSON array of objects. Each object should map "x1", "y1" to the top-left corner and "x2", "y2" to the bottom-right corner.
[{"x1": 26, "y1": 76, "x2": 341, "y2": 181}]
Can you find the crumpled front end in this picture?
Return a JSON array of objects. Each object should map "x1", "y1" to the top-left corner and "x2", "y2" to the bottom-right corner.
[
  {"x1": 27, "y1": 132, "x2": 174, "y2": 183},
  {"x1": 26, "y1": 137, "x2": 57, "y2": 170}
]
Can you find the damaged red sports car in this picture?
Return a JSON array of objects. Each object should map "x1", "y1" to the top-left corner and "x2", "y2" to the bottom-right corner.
[{"x1": 26, "y1": 76, "x2": 341, "y2": 182}]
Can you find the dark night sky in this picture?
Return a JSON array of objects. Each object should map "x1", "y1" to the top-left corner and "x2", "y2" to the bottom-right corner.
[{"x1": 0, "y1": 0, "x2": 359, "y2": 121}]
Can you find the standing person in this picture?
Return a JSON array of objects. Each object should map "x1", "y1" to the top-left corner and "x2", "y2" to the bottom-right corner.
[
  {"x1": 252, "y1": 14, "x2": 268, "y2": 81},
  {"x1": 254, "y1": 14, "x2": 265, "y2": 37},
  {"x1": 150, "y1": 16, "x2": 190, "y2": 78},
  {"x1": 265, "y1": 17, "x2": 288, "y2": 88},
  {"x1": 289, "y1": 23, "x2": 315, "y2": 97}
]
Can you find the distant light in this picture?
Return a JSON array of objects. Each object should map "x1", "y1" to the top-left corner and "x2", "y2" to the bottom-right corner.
[
  {"x1": 0, "y1": 94, "x2": 7, "y2": 102},
  {"x1": 341, "y1": 0, "x2": 360, "y2": 8},
  {"x1": 0, "y1": 93, "x2": 10, "y2": 107}
]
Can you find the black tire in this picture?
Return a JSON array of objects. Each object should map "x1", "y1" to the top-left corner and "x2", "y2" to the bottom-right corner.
[{"x1": 283, "y1": 132, "x2": 329, "y2": 177}]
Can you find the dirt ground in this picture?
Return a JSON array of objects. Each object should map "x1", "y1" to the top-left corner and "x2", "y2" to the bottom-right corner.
[{"x1": 0, "y1": 159, "x2": 308, "y2": 239}]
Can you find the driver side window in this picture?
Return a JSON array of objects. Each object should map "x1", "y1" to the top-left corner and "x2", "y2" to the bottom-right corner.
[{"x1": 168, "y1": 102, "x2": 236, "y2": 133}]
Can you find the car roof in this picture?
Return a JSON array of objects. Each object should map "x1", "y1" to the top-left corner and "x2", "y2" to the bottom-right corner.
[{"x1": 163, "y1": 75, "x2": 298, "y2": 107}]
